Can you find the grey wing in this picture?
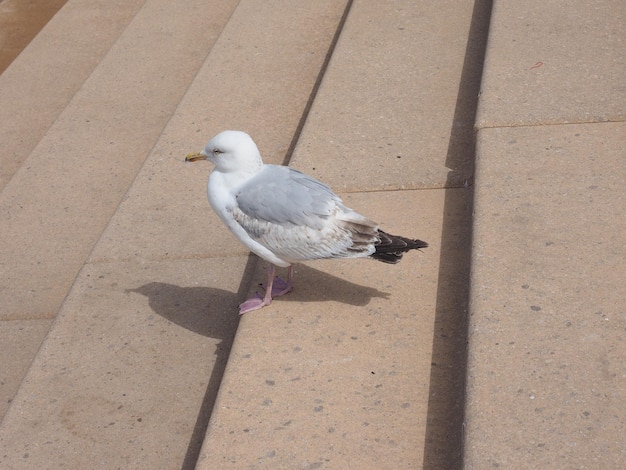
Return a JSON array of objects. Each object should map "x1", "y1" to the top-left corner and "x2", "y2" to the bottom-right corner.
[
  {"x1": 234, "y1": 165, "x2": 339, "y2": 229},
  {"x1": 230, "y1": 165, "x2": 379, "y2": 262}
]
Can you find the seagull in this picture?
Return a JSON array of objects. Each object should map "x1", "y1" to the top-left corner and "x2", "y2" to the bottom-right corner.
[{"x1": 186, "y1": 130, "x2": 427, "y2": 314}]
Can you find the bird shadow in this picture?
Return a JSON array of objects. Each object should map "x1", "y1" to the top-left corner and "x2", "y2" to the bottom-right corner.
[
  {"x1": 126, "y1": 282, "x2": 240, "y2": 339},
  {"x1": 249, "y1": 262, "x2": 391, "y2": 306},
  {"x1": 126, "y1": 257, "x2": 388, "y2": 469},
  {"x1": 127, "y1": 264, "x2": 389, "y2": 338},
  {"x1": 126, "y1": 279, "x2": 244, "y2": 470}
]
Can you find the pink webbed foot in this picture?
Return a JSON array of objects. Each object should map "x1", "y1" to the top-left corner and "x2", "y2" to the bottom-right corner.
[
  {"x1": 238, "y1": 265, "x2": 294, "y2": 315},
  {"x1": 238, "y1": 293, "x2": 269, "y2": 314}
]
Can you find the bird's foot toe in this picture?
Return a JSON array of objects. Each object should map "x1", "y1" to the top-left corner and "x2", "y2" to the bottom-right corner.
[{"x1": 239, "y1": 293, "x2": 269, "y2": 315}]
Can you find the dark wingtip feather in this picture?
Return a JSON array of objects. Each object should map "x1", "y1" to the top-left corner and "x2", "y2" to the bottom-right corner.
[{"x1": 372, "y1": 230, "x2": 427, "y2": 263}]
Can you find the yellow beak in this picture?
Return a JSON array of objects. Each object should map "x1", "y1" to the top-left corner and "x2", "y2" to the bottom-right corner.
[{"x1": 185, "y1": 152, "x2": 206, "y2": 162}]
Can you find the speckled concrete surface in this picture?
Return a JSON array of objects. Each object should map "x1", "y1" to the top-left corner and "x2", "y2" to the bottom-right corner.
[
  {"x1": 465, "y1": 122, "x2": 626, "y2": 469},
  {"x1": 193, "y1": 0, "x2": 480, "y2": 467},
  {"x1": 0, "y1": 0, "x2": 239, "y2": 321},
  {"x1": 0, "y1": 0, "x2": 361, "y2": 467},
  {"x1": 1, "y1": 0, "x2": 622, "y2": 468},
  {"x1": 88, "y1": 0, "x2": 351, "y2": 264},
  {"x1": 289, "y1": 0, "x2": 479, "y2": 191},
  {"x1": 0, "y1": 0, "x2": 67, "y2": 74},
  {"x1": 0, "y1": 0, "x2": 146, "y2": 189},
  {"x1": 196, "y1": 188, "x2": 471, "y2": 469},
  {"x1": 0, "y1": 319, "x2": 52, "y2": 418},
  {"x1": 464, "y1": 0, "x2": 626, "y2": 466},
  {"x1": 0, "y1": 0, "x2": 236, "y2": 426},
  {"x1": 0, "y1": 257, "x2": 246, "y2": 469},
  {"x1": 476, "y1": 0, "x2": 625, "y2": 127}
]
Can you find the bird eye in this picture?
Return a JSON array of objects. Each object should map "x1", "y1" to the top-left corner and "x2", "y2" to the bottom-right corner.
[{"x1": 213, "y1": 148, "x2": 223, "y2": 155}]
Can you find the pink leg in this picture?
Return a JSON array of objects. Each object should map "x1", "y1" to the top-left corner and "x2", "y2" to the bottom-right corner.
[
  {"x1": 270, "y1": 265, "x2": 294, "y2": 297},
  {"x1": 238, "y1": 265, "x2": 294, "y2": 315}
]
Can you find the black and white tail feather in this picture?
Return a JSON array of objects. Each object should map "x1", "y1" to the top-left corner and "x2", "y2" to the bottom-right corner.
[{"x1": 372, "y1": 231, "x2": 428, "y2": 264}]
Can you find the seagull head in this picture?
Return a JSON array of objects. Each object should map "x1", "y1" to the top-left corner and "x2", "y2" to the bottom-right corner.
[{"x1": 185, "y1": 130, "x2": 263, "y2": 174}]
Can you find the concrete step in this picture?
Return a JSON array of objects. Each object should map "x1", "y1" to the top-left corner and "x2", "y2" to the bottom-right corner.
[
  {"x1": 467, "y1": 122, "x2": 625, "y2": 470},
  {"x1": 0, "y1": 0, "x2": 149, "y2": 420},
  {"x1": 464, "y1": 0, "x2": 626, "y2": 468},
  {"x1": 0, "y1": 0, "x2": 146, "y2": 190},
  {"x1": 0, "y1": 0, "x2": 356, "y2": 468},
  {"x1": 0, "y1": 0, "x2": 67, "y2": 74},
  {"x1": 2, "y1": 0, "x2": 621, "y2": 468},
  {"x1": 0, "y1": 0, "x2": 239, "y2": 421},
  {"x1": 194, "y1": 0, "x2": 486, "y2": 468}
]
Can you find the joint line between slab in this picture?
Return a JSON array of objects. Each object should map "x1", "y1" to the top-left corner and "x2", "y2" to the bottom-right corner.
[{"x1": 475, "y1": 118, "x2": 625, "y2": 132}]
